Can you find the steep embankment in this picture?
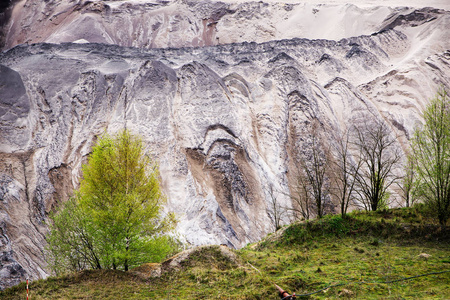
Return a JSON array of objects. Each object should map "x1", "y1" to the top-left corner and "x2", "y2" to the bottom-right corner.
[{"x1": 0, "y1": 0, "x2": 449, "y2": 289}]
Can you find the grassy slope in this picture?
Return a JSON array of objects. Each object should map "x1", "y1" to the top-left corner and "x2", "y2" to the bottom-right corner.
[{"x1": 1, "y1": 207, "x2": 449, "y2": 299}]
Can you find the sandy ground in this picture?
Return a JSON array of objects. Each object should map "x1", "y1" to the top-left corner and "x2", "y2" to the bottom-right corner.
[{"x1": 7, "y1": 0, "x2": 449, "y2": 49}]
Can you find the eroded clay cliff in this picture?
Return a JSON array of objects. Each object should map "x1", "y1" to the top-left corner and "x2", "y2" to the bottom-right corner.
[{"x1": 0, "y1": 0, "x2": 449, "y2": 289}]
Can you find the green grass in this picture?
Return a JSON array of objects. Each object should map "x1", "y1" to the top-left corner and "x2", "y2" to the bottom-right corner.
[{"x1": 1, "y1": 207, "x2": 449, "y2": 299}]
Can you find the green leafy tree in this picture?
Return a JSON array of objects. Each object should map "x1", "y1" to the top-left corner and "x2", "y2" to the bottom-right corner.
[
  {"x1": 47, "y1": 129, "x2": 177, "y2": 273},
  {"x1": 46, "y1": 197, "x2": 101, "y2": 274},
  {"x1": 411, "y1": 89, "x2": 450, "y2": 225}
]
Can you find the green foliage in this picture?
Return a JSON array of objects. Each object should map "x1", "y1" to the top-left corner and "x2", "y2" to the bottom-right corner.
[
  {"x1": 46, "y1": 129, "x2": 178, "y2": 274},
  {"x1": 322, "y1": 215, "x2": 350, "y2": 235},
  {"x1": 377, "y1": 190, "x2": 390, "y2": 211},
  {"x1": 411, "y1": 88, "x2": 450, "y2": 225},
  {"x1": 46, "y1": 197, "x2": 102, "y2": 274}
]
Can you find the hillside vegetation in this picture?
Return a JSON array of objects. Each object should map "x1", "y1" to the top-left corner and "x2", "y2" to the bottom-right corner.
[{"x1": 1, "y1": 206, "x2": 449, "y2": 299}]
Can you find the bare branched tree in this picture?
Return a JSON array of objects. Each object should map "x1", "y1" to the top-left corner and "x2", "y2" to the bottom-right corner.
[
  {"x1": 329, "y1": 126, "x2": 362, "y2": 217},
  {"x1": 295, "y1": 121, "x2": 331, "y2": 218},
  {"x1": 352, "y1": 117, "x2": 402, "y2": 211},
  {"x1": 397, "y1": 154, "x2": 416, "y2": 208},
  {"x1": 288, "y1": 166, "x2": 312, "y2": 221},
  {"x1": 267, "y1": 184, "x2": 286, "y2": 231}
]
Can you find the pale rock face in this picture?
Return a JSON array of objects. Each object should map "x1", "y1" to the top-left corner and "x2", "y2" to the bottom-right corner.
[{"x1": 0, "y1": 0, "x2": 449, "y2": 290}]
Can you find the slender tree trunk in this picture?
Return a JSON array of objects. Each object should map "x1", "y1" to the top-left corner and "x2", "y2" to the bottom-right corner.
[{"x1": 124, "y1": 240, "x2": 129, "y2": 271}]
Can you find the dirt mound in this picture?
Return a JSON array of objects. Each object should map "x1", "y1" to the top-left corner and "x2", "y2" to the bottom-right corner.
[
  {"x1": 132, "y1": 245, "x2": 240, "y2": 279},
  {"x1": 131, "y1": 263, "x2": 162, "y2": 278}
]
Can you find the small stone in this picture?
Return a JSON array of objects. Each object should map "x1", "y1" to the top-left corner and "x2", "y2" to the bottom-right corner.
[
  {"x1": 338, "y1": 289, "x2": 354, "y2": 297},
  {"x1": 418, "y1": 253, "x2": 432, "y2": 259}
]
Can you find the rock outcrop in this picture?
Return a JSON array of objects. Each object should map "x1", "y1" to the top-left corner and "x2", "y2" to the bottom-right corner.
[{"x1": 0, "y1": 0, "x2": 449, "y2": 289}]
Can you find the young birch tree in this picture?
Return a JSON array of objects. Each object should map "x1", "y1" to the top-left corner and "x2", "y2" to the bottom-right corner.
[
  {"x1": 411, "y1": 89, "x2": 450, "y2": 225},
  {"x1": 47, "y1": 129, "x2": 177, "y2": 273}
]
